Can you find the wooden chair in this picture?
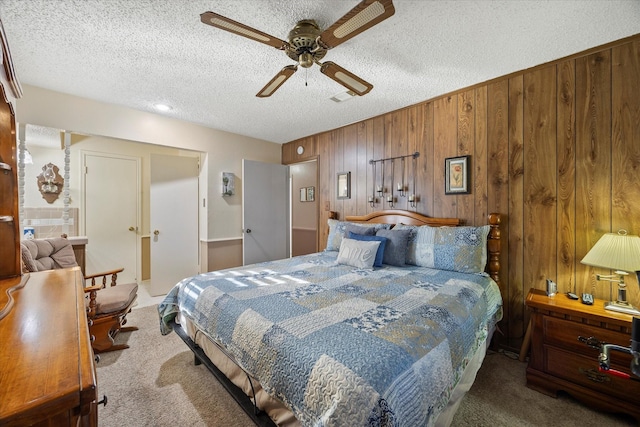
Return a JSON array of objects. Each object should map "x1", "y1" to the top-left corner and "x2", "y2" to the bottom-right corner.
[{"x1": 20, "y1": 237, "x2": 138, "y2": 353}]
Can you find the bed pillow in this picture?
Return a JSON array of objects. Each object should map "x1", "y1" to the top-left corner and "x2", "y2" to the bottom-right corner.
[
  {"x1": 345, "y1": 223, "x2": 376, "y2": 237},
  {"x1": 375, "y1": 228, "x2": 411, "y2": 267},
  {"x1": 412, "y1": 225, "x2": 490, "y2": 274},
  {"x1": 325, "y1": 219, "x2": 391, "y2": 251},
  {"x1": 336, "y1": 238, "x2": 381, "y2": 269},
  {"x1": 347, "y1": 232, "x2": 387, "y2": 267},
  {"x1": 393, "y1": 224, "x2": 420, "y2": 265}
]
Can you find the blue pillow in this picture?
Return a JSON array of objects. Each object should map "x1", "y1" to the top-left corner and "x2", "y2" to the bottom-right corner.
[{"x1": 348, "y1": 232, "x2": 387, "y2": 267}]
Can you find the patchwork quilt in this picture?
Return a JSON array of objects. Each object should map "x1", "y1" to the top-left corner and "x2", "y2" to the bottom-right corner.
[{"x1": 159, "y1": 251, "x2": 502, "y2": 427}]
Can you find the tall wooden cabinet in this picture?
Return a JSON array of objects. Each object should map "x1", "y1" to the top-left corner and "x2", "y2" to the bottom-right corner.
[{"x1": 0, "y1": 80, "x2": 19, "y2": 279}]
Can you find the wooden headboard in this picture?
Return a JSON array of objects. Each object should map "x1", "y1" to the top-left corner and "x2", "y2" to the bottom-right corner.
[{"x1": 345, "y1": 210, "x2": 501, "y2": 285}]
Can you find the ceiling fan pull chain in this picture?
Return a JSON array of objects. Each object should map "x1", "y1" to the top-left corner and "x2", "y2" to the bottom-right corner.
[{"x1": 305, "y1": 68, "x2": 308, "y2": 87}]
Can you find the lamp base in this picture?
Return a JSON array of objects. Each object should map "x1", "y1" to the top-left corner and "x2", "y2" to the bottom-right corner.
[{"x1": 604, "y1": 301, "x2": 640, "y2": 316}]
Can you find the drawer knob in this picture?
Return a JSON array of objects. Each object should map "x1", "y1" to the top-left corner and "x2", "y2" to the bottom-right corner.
[{"x1": 578, "y1": 335, "x2": 605, "y2": 350}]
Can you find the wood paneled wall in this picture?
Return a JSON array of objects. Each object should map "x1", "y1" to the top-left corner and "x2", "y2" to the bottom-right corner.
[{"x1": 282, "y1": 35, "x2": 640, "y2": 350}]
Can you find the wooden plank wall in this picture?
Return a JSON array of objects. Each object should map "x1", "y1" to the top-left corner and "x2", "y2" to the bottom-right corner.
[{"x1": 282, "y1": 35, "x2": 640, "y2": 350}]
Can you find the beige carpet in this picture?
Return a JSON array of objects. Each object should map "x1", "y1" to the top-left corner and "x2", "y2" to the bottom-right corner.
[{"x1": 96, "y1": 305, "x2": 637, "y2": 426}]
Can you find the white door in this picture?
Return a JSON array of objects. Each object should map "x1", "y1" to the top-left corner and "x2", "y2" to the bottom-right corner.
[
  {"x1": 83, "y1": 153, "x2": 139, "y2": 284},
  {"x1": 242, "y1": 160, "x2": 289, "y2": 265},
  {"x1": 150, "y1": 154, "x2": 199, "y2": 296}
]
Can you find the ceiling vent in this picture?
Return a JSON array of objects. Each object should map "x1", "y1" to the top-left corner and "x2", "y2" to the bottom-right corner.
[{"x1": 330, "y1": 90, "x2": 357, "y2": 103}]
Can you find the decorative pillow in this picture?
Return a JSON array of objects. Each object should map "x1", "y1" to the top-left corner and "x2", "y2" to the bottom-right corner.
[
  {"x1": 393, "y1": 224, "x2": 419, "y2": 265},
  {"x1": 336, "y1": 238, "x2": 381, "y2": 269},
  {"x1": 345, "y1": 223, "x2": 376, "y2": 237},
  {"x1": 375, "y1": 229, "x2": 411, "y2": 267},
  {"x1": 325, "y1": 219, "x2": 391, "y2": 251},
  {"x1": 347, "y1": 232, "x2": 387, "y2": 267},
  {"x1": 413, "y1": 225, "x2": 490, "y2": 274}
]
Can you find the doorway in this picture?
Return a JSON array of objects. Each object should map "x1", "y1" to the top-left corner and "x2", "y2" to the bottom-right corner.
[{"x1": 290, "y1": 160, "x2": 318, "y2": 256}]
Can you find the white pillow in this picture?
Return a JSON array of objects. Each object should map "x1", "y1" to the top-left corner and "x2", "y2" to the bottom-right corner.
[{"x1": 336, "y1": 238, "x2": 381, "y2": 269}]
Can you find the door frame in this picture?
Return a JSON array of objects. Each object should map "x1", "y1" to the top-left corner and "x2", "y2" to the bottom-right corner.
[
  {"x1": 80, "y1": 150, "x2": 142, "y2": 281},
  {"x1": 288, "y1": 158, "x2": 319, "y2": 256}
]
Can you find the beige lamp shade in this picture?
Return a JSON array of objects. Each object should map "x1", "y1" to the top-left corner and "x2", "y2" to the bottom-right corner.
[{"x1": 581, "y1": 231, "x2": 640, "y2": 272}]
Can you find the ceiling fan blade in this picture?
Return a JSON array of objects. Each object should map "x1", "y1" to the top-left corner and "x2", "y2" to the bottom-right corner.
[
  {"x1": 320, "y1": 61, "x2": 373, "y2": 96},
  {"x1": 256, "y1": 65, "x2": 298, "y2": 98},
  {"x1": 200, "y1": 12, "x2": 289, "y2": 50},
  {"x1": 318, "y1": 0, "x2": 395, "y2": 49}
]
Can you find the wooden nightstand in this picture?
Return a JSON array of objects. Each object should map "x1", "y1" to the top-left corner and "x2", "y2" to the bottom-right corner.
[{"x1": 525, "y1": 288, "x2": 640, "y2": 421}]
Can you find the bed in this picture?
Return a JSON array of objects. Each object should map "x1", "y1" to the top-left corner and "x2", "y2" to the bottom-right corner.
[{"x1": 158, "y1": 210, "x2": 502, "y2": 426}]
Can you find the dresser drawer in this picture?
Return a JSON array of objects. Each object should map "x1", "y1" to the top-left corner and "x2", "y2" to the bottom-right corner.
[
  {"x1": 545, "y1": 345, "x2": 639, "y2": 403},
  {"x1": 543, "y1": 316, "x2": 632, "y2": 366}
]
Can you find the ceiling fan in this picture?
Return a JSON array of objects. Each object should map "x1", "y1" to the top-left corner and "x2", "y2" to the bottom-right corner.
[{"x1": 200, "y1": 0, "x2": 395, "y2": 97}]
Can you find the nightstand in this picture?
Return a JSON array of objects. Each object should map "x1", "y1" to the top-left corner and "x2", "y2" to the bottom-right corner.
[{"x1": 525, "y1": 288, "x2": 640, "y2": 421}]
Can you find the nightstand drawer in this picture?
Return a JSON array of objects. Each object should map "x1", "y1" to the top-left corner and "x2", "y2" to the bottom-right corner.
[
  {"x1": 545, "y1": 345, "x2": 639, "y2": 403},
  {"x1": 543, "y1": 316, "x2": 632, "y2": 365}
]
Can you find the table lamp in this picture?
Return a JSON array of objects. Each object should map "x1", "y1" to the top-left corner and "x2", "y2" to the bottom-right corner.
[{"x1": 581, "y1": 230, "x2": 640, "y2": 316}]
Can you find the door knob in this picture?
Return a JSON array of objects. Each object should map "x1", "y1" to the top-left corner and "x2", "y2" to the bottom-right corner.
[
  {"x1": 128, "y1": 226, "x2": 136, "y2": 231},
  {"x1": 154, "y1": 230, "x2": 160, "y2": 235},
  {"x1": 245, "y1": 228, "x2": 251, "y2": 234}
]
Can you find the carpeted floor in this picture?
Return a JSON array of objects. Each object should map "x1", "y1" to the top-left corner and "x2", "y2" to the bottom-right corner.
[{"x1": 96, "y1": 305, "x2": 637, "y2": 426}]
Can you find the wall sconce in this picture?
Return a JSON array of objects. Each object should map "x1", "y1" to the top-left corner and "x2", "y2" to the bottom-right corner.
[
  {"x1": 37, "y1": 162, "x2": 63, "y2": 204},
  {"x1": 581, "y1": 230, "x2": 640, "y2": 315},
  {"x1": 397, "y1": 182, "x2": 405, "y2": 197},
  {"x1": 368, "y1": 195, "x2": 376, "y2": 208},
  {"x1": 409, "y1": 194, "x2": 417, "y2": 208},
  {"x1": 222, "y1": 172, "x2": 235, "y2": 196},
  {"x1": 386, "y1": 194, "x2": 394, "y2": 208}
]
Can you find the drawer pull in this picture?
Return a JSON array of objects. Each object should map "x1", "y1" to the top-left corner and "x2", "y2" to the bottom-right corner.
[
  {"x1": 579, "y1": 367, "x2": 611, "y2": 383},
  {"x1": 578, "y1": 335, "x2": 605, "y2": 349},
  {"x1": 98, "y1": 395, "x2": 108, "y2": 407}
]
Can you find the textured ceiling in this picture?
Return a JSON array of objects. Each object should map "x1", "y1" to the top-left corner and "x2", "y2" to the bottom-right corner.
[{"x1": 1, "y1": 0, "x2": 639, "y2": 145}]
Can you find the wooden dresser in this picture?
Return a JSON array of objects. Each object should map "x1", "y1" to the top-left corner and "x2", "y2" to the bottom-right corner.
[
  {"x1": 526, "y1": 288, "x2": 640, "y2": 421},
  {"x1": 0, "y1": 267, "x2": 99, "y2": 426}
]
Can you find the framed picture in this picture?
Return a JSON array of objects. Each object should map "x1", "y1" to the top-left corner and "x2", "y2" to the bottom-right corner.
[
  {"x1": 306, "y1": 186, "x2": 315, "y2": 202},
  {"x1": 445, "y1": 155, "x2": 470, "y2": 194},
  {"x1": 337, "y1": 172, "x2": 350, "y2": 199},
  {"x1": 300, "y1": 188, "x2": 307, "y2": 202}
]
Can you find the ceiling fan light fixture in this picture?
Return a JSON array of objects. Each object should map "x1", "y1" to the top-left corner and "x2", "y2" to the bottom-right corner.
[{"x1": 299, "y1": 52, "x2": 314, "y2": 68}]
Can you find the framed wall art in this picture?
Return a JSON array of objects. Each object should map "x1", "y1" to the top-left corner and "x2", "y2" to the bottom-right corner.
[
  {"x1": 445, "y1": 155, "x2": 470, "y2": 194},
  {"x1": 337, "y1": 172, "x2": 351, "y2": 199}
]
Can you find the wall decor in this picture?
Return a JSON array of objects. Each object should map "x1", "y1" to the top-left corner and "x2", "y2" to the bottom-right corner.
[
  {"x1": 222, "y1": 172, "x2": 235, "y2": 196},
  {"x1": 445, "y1": 155, "x2": 470, "y2": 194},
  {"x1": 369, "y1": 152, "x2": 420, "y2": 207},
  {"x1": 337, "y1": 172, "x2": 350, "y2": 199},
  {"x1": 300, "y1": 187, "x2": 315, "y2": 202},
  {"x1": 37, "y1": 162, "x2": 64, "y2": 203}
]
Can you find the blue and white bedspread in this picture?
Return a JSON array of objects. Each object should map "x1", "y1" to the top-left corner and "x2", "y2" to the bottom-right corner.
[{"x1": 159, "y1": 251, "x2": 502, "y2": 427}]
